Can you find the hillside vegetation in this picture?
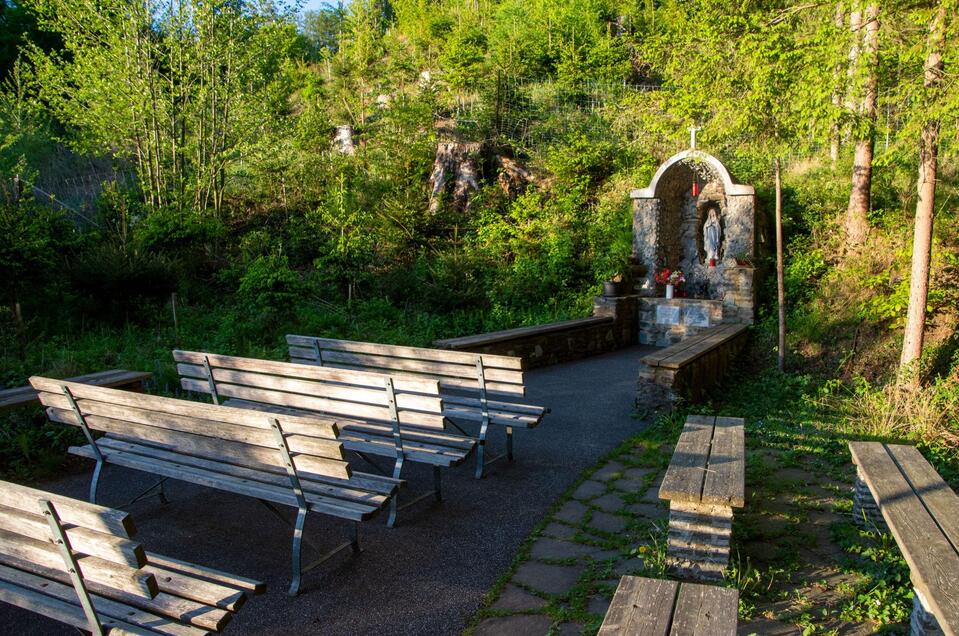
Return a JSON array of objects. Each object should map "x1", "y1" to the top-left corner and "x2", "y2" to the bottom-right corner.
[{"x1": 0, "y1": 1, "x2": 956, "y2": 478}]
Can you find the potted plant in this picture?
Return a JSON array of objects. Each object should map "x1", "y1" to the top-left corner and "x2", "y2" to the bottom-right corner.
[{"x1": 603, "y1": 273, "x2": 626, "y2": 296}]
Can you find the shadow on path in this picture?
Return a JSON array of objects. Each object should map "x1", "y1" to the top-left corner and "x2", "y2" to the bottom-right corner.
[{"x1": 1, "y1": 345, "x2": 654, "y2": 635}]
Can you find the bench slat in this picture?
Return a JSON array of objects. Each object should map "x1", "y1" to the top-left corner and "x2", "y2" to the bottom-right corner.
[
  {"x1": 658, "y1": 326, "x2": 747, "y2": 370},
  {"x1": 176, "y1": 364, "x2": 443, "y2": 414},
  {"x1": 0, "y1": 564, "x2": 207, "y2": 636},
  {"x1": 598, "y1": 576, "x2": 676, "y2": 635},
  {"x1": 659, "y1": 415, "x2": 714, "y2": 504},
  {"x1": 0, "y1": 504, "x2": 146, "y2": 569},
  {"x1": 671, "y1": 582, "x2": 739, "y2": 635},
  {"x1": 286, "y1": 335, "x2": 524, "y2": 370},
  {"x1": 93, "y1": 438, "x2": 392, "y2": 506},
  {"x1": 885, "y1": 444, "x2": 959, "y2": 553},
  {"x1": 40, "y1": 394, "x2": 344, "y2": 460},
  {"x1": 0, "y1": 528, "x2": 157, "y2": 599},
  {"x1": 0, "y1": 370, "x2": 151, "y2": 411},
  {"x1": 220, "y1": 399, "x2": 474, "y2": 468},
  {"x1": 70, "y1": 445, "x2": 382, "y2": 522},
  {"x1": 0, "y1": 480, "x2": 136, "y2": 538},
  {"x1": 143, "y1": 553, "x2": 264, "y2": 597},
  {"x1": 49, "y1": 407, "x2": 351, "y2": 480},
  {"x1": 0, "y1": 577, "x2": 161, "y2": 636},
  {"x1": 30, "y1": 377, "x2": 339, "y2": 437},
  {"x1": 289, "y1": 358, "x2": 526, "y2": 397},
  {"x1": 850, "y1": 442, "x2": 959, "y2": 633},
  {"x1": 701, "y1": 417, "x2": 746, "y2": 508},
  {"x1": 298, "y1": 349, "x2": 525, "y2": 386},
  {"x1": 174, "y1": 350, "x2": 440, "y2": 395},
  {"x1": 179, "y1": 378, "x2": 446, "y2": 431}
]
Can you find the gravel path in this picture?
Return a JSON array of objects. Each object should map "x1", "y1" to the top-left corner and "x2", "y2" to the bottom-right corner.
[{"x1": 1, "y1": 345, "x2": 653, "y2": 635}]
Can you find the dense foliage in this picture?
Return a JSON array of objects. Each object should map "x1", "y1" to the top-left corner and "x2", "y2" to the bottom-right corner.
[{"x1": 0, "y1": 0, "x2": 957, "y2": 468}]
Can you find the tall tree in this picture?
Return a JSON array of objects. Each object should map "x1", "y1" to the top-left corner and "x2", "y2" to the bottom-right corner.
[
  {"x1": 844, "y1": 3, "x2": 878, "y2": 248},
  {"x1": 898, "y1": 0, "x2": 949, "y2": 388}
]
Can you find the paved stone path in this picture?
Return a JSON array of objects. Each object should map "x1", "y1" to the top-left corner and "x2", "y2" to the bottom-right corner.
[
  {"x1": 471, "y1": 445, "x2": 670, "y2": 635},
  {"x1": 0, "y1": 344, "x2": 657, "y2": 635}
]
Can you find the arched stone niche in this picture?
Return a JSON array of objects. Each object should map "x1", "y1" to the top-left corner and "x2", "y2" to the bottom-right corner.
[{"x1": 630, "y1": 150, "x2": 757, "y2": 324}]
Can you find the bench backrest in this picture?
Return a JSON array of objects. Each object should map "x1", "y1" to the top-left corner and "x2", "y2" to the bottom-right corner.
[
  {"x1": 30, "y1": 376, "x2": 352, "y2": 481},
  {"x1": 286, "y1": 335, "x2": 526, "y2": 397},
  {"x1": 0, "y1": 479, "x2": 157, "y2": 600},
  {"x1": 173, "y1": 350, "x2": 446, "y2": 431}
]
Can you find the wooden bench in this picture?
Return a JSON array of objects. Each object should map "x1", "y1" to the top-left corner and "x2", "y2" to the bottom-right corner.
[
  {"x1": 849, "y1": 442, "x2": 959, "y2": 636},
  {"x1": 659, "y1": 415, "x2": 745, "y2": 581},
  {"x1": 0, "y1": 479, "x2": 263, "y2": 635},
  {"x1": 29, "y1": 376, "x2": 400, "y2": 595},
  {"x1": 173, "y1": 350, "x2": 474, "y2": 527},
  {"x1": 1, "y1": 369, "x2": 152, "y2": 411},
  {"x1": 286, "y1": 335, "x2": 548, "y2": 478},
  {"x1": 598, "y1": 576, "x2": 738, "y2": 635},
  {"x1": 638, "y1": 324, "x2": 749, "y2": 402}
]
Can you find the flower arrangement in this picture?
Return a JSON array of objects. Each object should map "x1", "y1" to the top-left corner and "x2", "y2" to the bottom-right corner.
[{"x1": 655, "y1": 268, "x2": 685, "y2": 286}]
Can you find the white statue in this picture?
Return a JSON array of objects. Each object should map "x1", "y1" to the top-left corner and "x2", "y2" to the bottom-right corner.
[{"x1": 703, "y1": 207, "x2": 721, "y2": 266}]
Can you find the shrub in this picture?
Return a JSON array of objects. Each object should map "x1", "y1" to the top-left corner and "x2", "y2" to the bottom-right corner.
[{"x1": 236, "y1": 253, "x2": 306, "y2": 312}]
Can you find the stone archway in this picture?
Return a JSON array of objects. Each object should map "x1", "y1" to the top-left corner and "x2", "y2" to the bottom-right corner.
[{"x1": 630, "y1": 150, "x2": 757, "y2": 325}]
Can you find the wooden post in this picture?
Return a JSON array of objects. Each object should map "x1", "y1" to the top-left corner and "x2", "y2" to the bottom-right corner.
[
  {"x1": 775, "y1": 158, "x2": 786, "y2": 372},
  {"x1": 12, "y1": 175, "x2": 21, "y2": 203}
]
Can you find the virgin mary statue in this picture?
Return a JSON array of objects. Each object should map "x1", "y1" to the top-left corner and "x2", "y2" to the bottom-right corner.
[{"x1": 703, "y1": 207, "x2": 721, "y2": 266}]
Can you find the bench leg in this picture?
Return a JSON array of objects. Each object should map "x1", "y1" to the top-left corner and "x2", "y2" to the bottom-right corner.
[
  {"x1": 88, "y1": 460, "x2": 104, "y2": 505},
  {"x1": 912, "y1": 587, "x2": 945, "y2": 636},
  {"x1": 506, "y1": 426, "x2": 514, "y2": 461},
  {"x1": 386, "y1": 455, "x2": 405, "y2": 528},
  {"x1": 288, "y1": 506, "x2": 308, "y2": 596},
  {"x1": 434, "y1": 466, "x2": 443, "y2": 502},
  {"x1": 474, "y1": 442, "x2": 487, "y2": 479},
  {"x1": 853, "y1": 469, "x2": 887, "y2": 531},
  {"x1": 666, "y1": 501, "x2": 732, "y2": 582}
]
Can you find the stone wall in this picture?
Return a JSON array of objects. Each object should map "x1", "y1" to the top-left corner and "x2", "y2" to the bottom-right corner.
[
  {"x1": 434, "y1": 295, "x2": 638, "y2": 369},
  {"x1": 638, "y1": 298, "x2": 725, "y2": 347}
]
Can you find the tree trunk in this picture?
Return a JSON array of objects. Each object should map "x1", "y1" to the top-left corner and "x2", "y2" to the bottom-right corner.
[
  {"x1": 844, "y1": 3, "x2": 878, "y2": 248},
  {"x1": 898, "y1": 2, "x2": 947, "y2": 388},
  {"x1": 775, "y1": 158, "x2": 786, "y2": 372}
]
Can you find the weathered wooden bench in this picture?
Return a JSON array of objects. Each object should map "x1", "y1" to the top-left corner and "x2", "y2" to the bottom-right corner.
[
  {"x1": 1, "y1": 369, "x2": 152, "y2": 411},
  {"x1": 30, "y1": 376, "x2": 400, "y2": 595},
  {"x1": 849, "y1": 442, "x2": 959, "y2": 636},
  {"x1": 286, "y1": 335, "x2": 548, "y2": 478},
  {"x1": 598, "y1": 575, "x2": 738, "y2": 635},
  {"x1": 638, "y1": 324, "x2": 749, "y2": 402},
  {"x1": 0, "y1": 479, "x2": 263, "y2": 635},
  {"x1": 173, "y1": 350, "x2": 474, "y2": 527},
  {"x1": 659, "y1": 415, "x2": 745, "y2": 581}
]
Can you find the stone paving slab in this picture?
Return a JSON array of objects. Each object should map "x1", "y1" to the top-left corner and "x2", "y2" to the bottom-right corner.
[
  {"x1": 589, "y1": 511, "x2": 628, "y2": 533},
  {"x1": 542, "y1": 522, "x2": 578, "y2": 540},
  {"x1": 513, "y1": 562, "x2": 583, "y2": 596},
  {"x1": 592, "y1": 461, "x2": 625, "y2": 481},
  {"x1": 490, "y1": 585, "x2": 548, "y2": 612},
  {"x1": 591, "y1": 492, "x2": 627, "y2": 512},
  {"x1": 473, "y1": 614, "x2": 552, "y2": 635},
  {"x1": 572, "y1": 480, "x2": 607, "y2": 500},
  {"x1": 555, "y1": 500, "x2": 588, "y2": 525},
  {"x1": 530, "y1": 538, "x2": 596, "y2": 560}
]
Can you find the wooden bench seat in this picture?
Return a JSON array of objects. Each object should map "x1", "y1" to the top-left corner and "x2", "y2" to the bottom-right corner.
[
  {"x1": 0, "y1": 479, "x2": 263, "y2": 635},
  {"x1": 1, "y1": 369, "x2": 151, "y2": 411},
  {"x1": 29, "y1": 377, "x2": 400, "y2": 595},
  {"x1": 173, "y1": 350, "x2": 474, "y2": 527},
  {"x1": 286, "y1": 335, "x2": 549, "y2": 478},
  {"x1": 638, "y1": 324, "x2": 749, "y2": 402},
  {"x1": 849, "y1": 442, "x2": 959, "y2": 636},
  {"x1": 659, "y1": 415, "x2": 745, "y2": 581},
  {"x1": 598, "y1": 575, "x2": 738, "y2": 635}
]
